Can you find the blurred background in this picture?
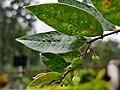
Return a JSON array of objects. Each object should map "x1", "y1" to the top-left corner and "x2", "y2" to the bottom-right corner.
[
  {"x1": 0, "y1": 0, "x2": 47, "y2": 89},
  {"x1": 0, "y1": 0, "x2": 120, "y2": 90}
]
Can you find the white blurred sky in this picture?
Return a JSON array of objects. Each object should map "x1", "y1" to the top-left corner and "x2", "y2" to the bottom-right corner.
[{"x1": 33, "y1": 0, "x2": 120, "y2": 42}]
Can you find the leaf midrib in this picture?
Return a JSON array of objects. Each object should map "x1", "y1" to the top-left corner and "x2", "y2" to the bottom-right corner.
[{"x1": 18, "y1": 39, "x2": 81, "y2": 43}]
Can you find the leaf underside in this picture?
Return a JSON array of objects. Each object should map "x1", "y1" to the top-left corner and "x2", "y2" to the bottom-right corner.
[
  {"x1": 91, "y1": 0, "x2": 120, "y2": 26},
  {"x1": 27, "y1": 72, "x2": 62, "y2": 89},
  {"x1": 58, "y1": 0, "x2": 116, "y2": 31},
  {"x1": 16, "y1": 31, "x2": 86, "y2": 54},
  {"x1": 24, "y1": 3, "x2": 103, "y2": 37}
]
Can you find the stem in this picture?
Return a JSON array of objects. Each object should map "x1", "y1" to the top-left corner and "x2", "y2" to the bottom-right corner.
[
  {"x1": 87, "y1": 29, "x2": 120, "y2": 44},
  {"x1": 62, "y1": 70, "x2": 71, "y2": 79},
  {"x1": 79, "y1": 44, "x2": 89, "y2": 58},
  {"x1": 62, "y1": 63, "x2": 107, "y2": 80},
  {"x1": 62, "y1": 29, "x2": 120, "y2": 80}
]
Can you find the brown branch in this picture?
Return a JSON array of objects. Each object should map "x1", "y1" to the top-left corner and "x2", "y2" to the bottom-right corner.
[
  {"x1": 87, "y1": 29, "x2": 120, "y2": 44},
  {"x1": 78, "y1": 44, "x2": 89, "y2": 58},
  {"x1": 62, "y1": 70, "x2": 71, "y2": 79}
]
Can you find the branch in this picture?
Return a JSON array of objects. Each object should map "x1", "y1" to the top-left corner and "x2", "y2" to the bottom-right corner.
[
  {"x1": 62, "y1": 70, "x2": 71, "y2": 79},
  {"x1": 87, "y1": 29, "x2": 120, "y2": 44},
  {"x1": 62, "y1": 63, "x2": 107, "y2": 80},
  {"x1": 62, "y1": 29, "x2": 120, "y2": 80}
]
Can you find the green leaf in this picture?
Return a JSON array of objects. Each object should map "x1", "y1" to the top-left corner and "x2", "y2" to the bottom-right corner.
[
  {"x1": 41, "y1": 53, "x2": 68, "y2": 73},
  {"x1": 58, "y1": 0, "x2": 116, "y2": 31},
  {"x1": 71, "y1": 57, "x2": 83, "y2": 70},
  {"x1": 16, "y1": 31, "x2": 86, "y2": 54},
  {"x1": 59, "y1": 50, "x2": 81, "y2": 62},
  {"x1": 91, "y1": 0, "x2": 120, "y2": 26},
  {"x1": 24, "y1": 3, "x2": 103, "y2": 37},
  {"x1": 27, "y1": 72, "x2": 62, "y2": 89},
  {"x1": 96, "y1": 68, "x2": 106, "y2": 80}
]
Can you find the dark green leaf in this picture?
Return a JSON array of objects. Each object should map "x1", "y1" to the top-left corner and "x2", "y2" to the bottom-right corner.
[
  {"x1": 41, "y1": 53, "x2": 68, "y2": 73},
  {"x1": 16, "y1": 31, "x2": 86, "y2": 54},
  {"x1": 24, "y1": 3, "x2": 103, "y2": 37},
  {"x1": 58, "y1": 0, "x2": 116, "y2": 31},
  {"x1": 71, "y1": 58, "x2": 83, "y2": 70},
  {"x1": 27, "y1": 72, "x2": 62, "y2": 89},
  {"x1": 91, "y1": 0, "x2": 120, "y2": 26},
  {"x1": 59, "y1": 50, "x2": 81, "y2": 62}
]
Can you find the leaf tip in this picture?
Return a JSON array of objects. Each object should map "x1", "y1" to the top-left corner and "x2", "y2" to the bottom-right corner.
[
  {"x1": 24, "y1": 5, "x2": 30, "y2": 8},
  {"x1": 15, "y1": 38, "x2": 19, "y2": 41},
  {"x1": 23, "y1": 6, "x2": 27, "y2": 9},
  {"x1": 15, "y1": 38, "x2": 22, "y2": 43}
]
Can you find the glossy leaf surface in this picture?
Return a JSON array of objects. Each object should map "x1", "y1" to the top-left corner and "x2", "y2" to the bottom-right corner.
[
  {"x1": 41, "y1": 53, "x2": 68, "y2": 73},
  {"x1": 58, "y1": 0, "x2": 116, "y2": 31},
  {"x1": 25, "y1": 3, "x2": 103, "y2": 36},
  {"x1": 91, "y1": 0, "x2": 120, "y2": 26},
  {"x1": 16, "y1": 31, "x2": 86, "y2": 54},
  {"x1": 27, "y1": 72, "x2": 62, "y2": 89}
]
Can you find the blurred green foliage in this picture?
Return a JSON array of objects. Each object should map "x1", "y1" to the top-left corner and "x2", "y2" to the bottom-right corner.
[
  {"x1": 26, "y1": 68, "x2": 109, "y2": 90},
  {"x1": 82, "y1": 40, "x2": 120, "y2": 66},
  {"x1": 38, "y1": 80, "x2": 109, "y2": 90},
  {"x1": 93, "y1": 40, "x2": 120, "y2": 64},
  {"x1": 0, "y1": 0, "x2": 44, "y2": 89},
  {"x1": 96, "y1": 40, "x2": 120, "y2": 63}
]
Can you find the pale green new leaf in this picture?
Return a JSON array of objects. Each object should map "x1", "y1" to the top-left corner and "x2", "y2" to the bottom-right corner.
[
  {"x1": 71, "y1": 57, "x2": 83, "y2": 70},
  {"x1": 16, "y1": 31, "x2": 86, "y2": 54},
  {"x1": 41, "y1": 53, "x2": 68, "y2": 73},
  {"x1": 91, "y1": 0, "x2": 120, "y2": 26},
  {"x1": 59, "y1": 50, "x2": 81, "y2": 62},
  {"x1": 27, "y1": 72, "x2": 62, "y2": 89},
  {"x1": 24, "y1": 3, "x2": 103, "y2": 37},
  {"x1": 96, "y1": 68, "x2": 106, "y2": 80},
  {"x1": 58, "y1": 0, "x2": 116, "y2": 31}
]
